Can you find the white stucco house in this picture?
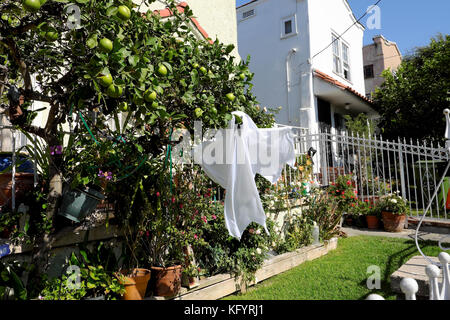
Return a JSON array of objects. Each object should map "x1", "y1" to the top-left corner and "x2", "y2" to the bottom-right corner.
[{"x1": 236, "y1": 0, "x2": 378, "y2": 134}]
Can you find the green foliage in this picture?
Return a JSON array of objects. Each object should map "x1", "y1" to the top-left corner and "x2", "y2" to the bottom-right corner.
[
  {"x1": 39, "y1": 242, "x2": 125, "y2": 300},
  {"x1": 378, "y1": 192, "x2": 410, "y2": 215},
  {"x1": 0, "y1": 260, "x2": 31, "y2": 300},
  {"x1": 327, "y1": 174, "x2": 358, "y2": 214},
  {"x1": 304, "y1": 187, "x2": 341, "y2": 241},
  {"x1": 274, "y1": 214, "x2": 313, "y2": 254},
  {"x1": 343, "y1": 113, "x2": 375, "y2": 138},
  {"x1": 373, "y1": 34, "x2": 450, "y2": 142}
]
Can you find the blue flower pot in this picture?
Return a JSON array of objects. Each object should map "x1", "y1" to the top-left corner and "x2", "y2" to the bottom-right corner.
[{"x1": 58, "y1": 187, "x2": 105, "y2": 222}]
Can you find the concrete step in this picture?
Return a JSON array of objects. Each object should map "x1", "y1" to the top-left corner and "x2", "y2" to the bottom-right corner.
[
  {"x1": 408, "y1": 217, "x2": 450, "y2": 235},
  {"x1": 390, "y1": 255, "x2": 441, "y2": 299}
]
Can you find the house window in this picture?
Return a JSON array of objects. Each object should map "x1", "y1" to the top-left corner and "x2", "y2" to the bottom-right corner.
[
  {"x1": 342, "y1": 43, "x2": 351, "y2": 81},
  {"x1": 364, "y1": 65, "x2": 374, "y2": 79},
  {"x1": 242, "y1": 9, "x2": 255, "y2": 19},
  {"x1": 281, "y1": 15, "x2": 297, "y2": 38},
  {"x1": 332, "y1": 33, "x2": 351, "y2": 81},
  {"x1": 332, "y1": 34, "x2": 341, "y2": 74}
]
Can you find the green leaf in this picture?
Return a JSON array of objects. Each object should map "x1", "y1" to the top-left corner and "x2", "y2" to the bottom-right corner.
[{"x1": 86, "y1": 34, "x2": 98, "y2": 49}]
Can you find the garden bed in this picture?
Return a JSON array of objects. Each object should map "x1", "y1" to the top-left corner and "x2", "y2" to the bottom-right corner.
[{"x1": 146, "y1": 237, "x2": 338, "y2": 300}]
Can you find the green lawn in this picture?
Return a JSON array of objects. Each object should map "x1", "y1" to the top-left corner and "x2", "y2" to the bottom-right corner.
[{"x1": 223, "y1": 235, "x2": 445, "y2": 300}]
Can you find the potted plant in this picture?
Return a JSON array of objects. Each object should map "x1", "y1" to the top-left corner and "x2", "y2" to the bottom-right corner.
[
  {"x1": 362, "y1": 200, "x2": 380, "y2": 229},
  {"x1": 379, "y1": 192, "x2": 409, "y2": 232},
  {"x1": 328, "y1": 174, "x2": 359, "y2": 224}
]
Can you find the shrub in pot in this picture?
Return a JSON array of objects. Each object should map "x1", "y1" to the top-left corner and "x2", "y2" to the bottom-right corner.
[{"x1": 379, "y1": 192, "x2": 409, "y2": 232}]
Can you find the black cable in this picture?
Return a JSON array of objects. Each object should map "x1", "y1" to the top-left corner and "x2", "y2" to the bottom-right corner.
[{"x1": 311, "y1": 0, "x2": 383, "y2": 61}]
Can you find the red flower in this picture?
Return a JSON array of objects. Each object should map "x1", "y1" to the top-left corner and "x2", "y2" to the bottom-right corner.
[
  {"x1": 201, "y1": 216, "x2": 207, "y2": 223},
  {"x1": 347, "y1": 181, "x2": 352, "y2": 186},
  {"x1": 146, "y1": 231, "x2": 150, "y2": 237},
  {"x1": 171, "y1": 197, "x2": 176, "y2": 203},
  {"x1": 156, "y1": 192, "x2": 160, "y2": 197},
  {"x1": 179, "y1": 203, "x2": 184, "y2": 209}
]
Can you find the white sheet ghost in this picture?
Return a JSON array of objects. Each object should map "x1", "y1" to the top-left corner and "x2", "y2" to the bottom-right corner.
[{"x1": 194, "y1": 111, "x2": 296, "y2": 239}]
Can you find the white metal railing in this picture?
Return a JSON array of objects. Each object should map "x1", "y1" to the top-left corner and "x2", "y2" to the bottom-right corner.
[{"x1": 291, "y1": 128, "x2": 450, "y2": 220}]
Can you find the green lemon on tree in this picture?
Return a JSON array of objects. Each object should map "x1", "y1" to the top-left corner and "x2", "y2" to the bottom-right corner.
[
  {"x1": 45, "y1": 30, "x2": 58, "y2": 42},
  {"x1": 194, "y1": 108, "x2": 203, "y2": 118},
  {"x1": 98, "y1": 73, "x2": 113, "y2": 88},
  {"x1": 157, "y1": 64, "x2": 168, "y2": 76},
  {"x1": 192, "y1": 63, "x2": 199, "y2": 69},
  {"x1": 144, "y1": 90, "x2": 157, "y2": 102},
  {"x1": 210, "y1": 107, "x2": 217, "y2": 115},
  {"x1": 106, "y1": 84, "x2": 123, "y2": 98},
  {"x1": 99, "y1": 38, "x2": 113, "y2": 53},
  {"x1": 225, "y1": 93, "x2": 235, "y2": 102},
  {"x1": 23, "y1": 0, "x2": 41, "y2": 12},
  {"x1": 199, "y1": 67, "x2": 207, "y2": 75},
  {"x1": 119, "y1": 102, "x2": 128, "y2": 112},
  {"x1": 117, "y1": 5, "x2": 131, "y2": 21},
  {"x1": 239, "y1": 73, "x2": 246, "y2": 80}
]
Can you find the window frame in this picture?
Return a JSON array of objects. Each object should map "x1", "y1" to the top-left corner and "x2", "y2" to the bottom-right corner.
[
  {"x1": 331, "y1": 32, "x2": 351, "y2": 82},
  {"x1": 364, "y1": 64, "x2": 375, "y2": 79},
  {"x1": 281, "y1": 14, "x2": 298, "y2": 39}
]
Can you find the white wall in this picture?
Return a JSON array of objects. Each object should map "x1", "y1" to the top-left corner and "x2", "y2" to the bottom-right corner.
[
  {"x1": 237, "y1": 0, "x2": 311, "y2": 127},
  {"x1": 308, "y1": 0, "x2": 365, "y2": 95},
  {"x1": 237, "y1": 0, "x2": 366, "y2": 130}
]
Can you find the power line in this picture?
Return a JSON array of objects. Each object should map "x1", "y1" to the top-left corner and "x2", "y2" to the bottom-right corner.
[
  {"x1": 295, "y1": 0, "x2": 383, "y2": 72},
  {"x1": 311, "y1": 0, "x2": 383, "y2": 61}
]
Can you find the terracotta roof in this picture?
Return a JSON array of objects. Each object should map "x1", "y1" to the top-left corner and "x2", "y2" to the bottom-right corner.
[
  {"x1": 313, "y1": 69, "x2": 373, "y2": 105},
  {"x1": 148, "y1": 2, "x2": 213, "y2": 44}
]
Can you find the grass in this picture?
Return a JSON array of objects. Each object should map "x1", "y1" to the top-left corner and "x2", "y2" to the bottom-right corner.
[{"x1": 223, "y1": 235, "x2": 446, "y2": 300}]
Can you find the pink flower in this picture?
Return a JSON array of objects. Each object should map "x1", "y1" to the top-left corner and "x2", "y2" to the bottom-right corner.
[
  {"x1": 156, "y1": 192, "x2": 160, "y2": 197},
  {"x1": 212, "y1": 214, "x2": 217, "y2": 220},
  {"x1": 194, "y1": 234, "x2": 198, "y2": 240},
  {"x1": 171, "y1": 197, "x2": 176, "y2": 203},
  {"x1": 146, "y1": 231, "x2": 150, "y2": 237},
  {"x1": 201, "y1": 216, "x2": 207, "y2": 223}
]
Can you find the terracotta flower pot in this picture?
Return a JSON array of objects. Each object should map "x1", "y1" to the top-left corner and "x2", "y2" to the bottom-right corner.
[
  {"x1": 382, "y1": 211, "x2": 406, "y2": 232},
  {"x1": 366, "y1": 215, "x2": 380, "y2": 229},
  {"x1": 118, "y1": 268, "x2": 151, "y2": 300},
  {"x1": 0, "y1": 173, "x2": 34, "y2": 207},
  {"x1": 150, "y1": 265, "x2": 182, "y2": 297}
]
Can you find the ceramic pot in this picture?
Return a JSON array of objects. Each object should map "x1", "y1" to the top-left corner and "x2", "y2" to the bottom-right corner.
[
  {"x1": 382, "y1": 211, "x2": 406, "y2": 232},
  {"x1": 0, "y1": 173, "x2": 34, "y2": 206},
  {"x1": 150, "y1": 265, "x2": 182, "y2": 297},
  {"x1": 58, "y1": 187, "x2": 105, "y2": 222},
  {"x1": 366, "y1": 215, "x2": 380, "y2": 229},
  {"x1": 119, "y1": 268, "x2": 151, "y2": 300}
]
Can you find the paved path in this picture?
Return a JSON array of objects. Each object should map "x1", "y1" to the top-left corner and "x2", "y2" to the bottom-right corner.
[{"x1": 341, "y1": 226, "x2": 450, "y2": 243}]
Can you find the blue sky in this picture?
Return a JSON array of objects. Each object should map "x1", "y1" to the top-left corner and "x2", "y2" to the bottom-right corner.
[{"x1": 235, "y1": 0, "x2": 450, "y2": 56}]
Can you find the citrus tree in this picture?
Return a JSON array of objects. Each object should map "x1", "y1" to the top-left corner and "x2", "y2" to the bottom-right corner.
[{"x1": 0, "y1": 0, "x2": 274, "y2": 228}]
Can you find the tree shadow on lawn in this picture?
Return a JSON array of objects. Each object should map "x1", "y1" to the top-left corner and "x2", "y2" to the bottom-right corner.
[{"x1": 358, "y1": 239, "x2": 445, "y2": 300}]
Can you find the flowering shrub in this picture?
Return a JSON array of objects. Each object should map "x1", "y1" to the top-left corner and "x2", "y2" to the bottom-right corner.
[
  {"x1": 378, "y1": 192, "x2": 410, "y2": 215},
  {"x1": 327, "y1": 174, "x2": 358, "y2": 214},
  {"x1": 305, "y1": 187, "x2": 342, "y2": 240}
]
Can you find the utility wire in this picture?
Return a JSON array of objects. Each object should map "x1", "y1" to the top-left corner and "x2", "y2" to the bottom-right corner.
[{"x1": 296, "y1": 0, "x2": 383, "y2": 71}]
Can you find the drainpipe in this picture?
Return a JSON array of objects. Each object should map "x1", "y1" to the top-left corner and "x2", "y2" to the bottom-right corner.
[{"x1": 286, "y1": 48, "x2": 297, "y2": 124}]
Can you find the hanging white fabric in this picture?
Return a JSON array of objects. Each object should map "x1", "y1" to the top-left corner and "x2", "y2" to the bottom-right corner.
[{"x1": 194, "y1": 111, "x2": 296, "y2": 239}]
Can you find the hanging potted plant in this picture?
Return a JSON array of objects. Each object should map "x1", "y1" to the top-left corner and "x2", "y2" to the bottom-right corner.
[
  {"x1": 379, "y1": 192, "x2": 409, "y2": 232},
  {"x1": 58, "y1": 137, "x2": 120, "y2": 222}
]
